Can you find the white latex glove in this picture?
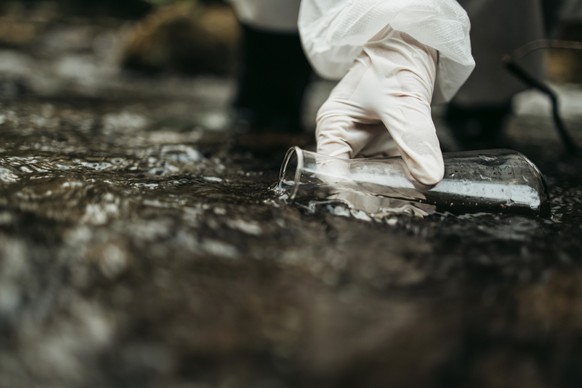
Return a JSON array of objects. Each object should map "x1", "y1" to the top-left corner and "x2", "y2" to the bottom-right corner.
[{"x1": 316, "y1": 27, "x2": 444, "y2": 186}]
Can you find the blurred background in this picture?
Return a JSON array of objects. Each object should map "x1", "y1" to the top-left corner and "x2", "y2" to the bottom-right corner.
[
  {"x1": 1, "y1": 0, "x2": 581, "y2": 80},
  {"x1": 0, "y1": 0, "x2": 581, "y2": 133},
  {"x1": 0, "y1": 0, "x2": 240, "y2": 94}
]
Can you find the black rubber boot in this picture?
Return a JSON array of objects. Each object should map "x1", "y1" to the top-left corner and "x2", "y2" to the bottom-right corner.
[
  {"x1": 233, "y1": 23, "x2": 313, "y2": 134},
  {"x1": 445, "y1": 102, "x2": 513, "y2": 150}
]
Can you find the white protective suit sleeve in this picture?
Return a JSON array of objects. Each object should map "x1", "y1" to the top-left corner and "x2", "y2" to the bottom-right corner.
[
  {"x1": 298, "y1": 0, "x2": 475, "y2": 104},
  {"x1": 229, "y1": 0, "x2": 301, "y2": 32}
]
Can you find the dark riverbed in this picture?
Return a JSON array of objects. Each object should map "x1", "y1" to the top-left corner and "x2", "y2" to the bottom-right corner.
[{"x1": 2, "y1": 12, "x2": 582, "y2": 388}]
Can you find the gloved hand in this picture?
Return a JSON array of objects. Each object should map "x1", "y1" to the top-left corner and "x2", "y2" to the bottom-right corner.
[{"x1": 316, "y1": 26, "x2": 444, "y2": 186}]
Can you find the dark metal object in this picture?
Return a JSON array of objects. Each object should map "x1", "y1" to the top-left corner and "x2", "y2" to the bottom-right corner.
[{"x1": 503, "y1": 40, "x2": 582, "y2": 155}]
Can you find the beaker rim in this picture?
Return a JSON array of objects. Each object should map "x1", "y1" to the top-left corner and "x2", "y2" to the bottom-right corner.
[{"x1": 279, "y1": 146, "x2": 303, "y2": 200}]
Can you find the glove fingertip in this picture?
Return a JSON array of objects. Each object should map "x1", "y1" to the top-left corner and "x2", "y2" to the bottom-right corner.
[{"x1": 402, "y1": 151, "x2": 444, "y2": 186}]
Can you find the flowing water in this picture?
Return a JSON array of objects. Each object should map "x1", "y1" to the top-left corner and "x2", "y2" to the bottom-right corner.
[{"x1": 1, "y1": 18, "x2": 582, "y2": 388}]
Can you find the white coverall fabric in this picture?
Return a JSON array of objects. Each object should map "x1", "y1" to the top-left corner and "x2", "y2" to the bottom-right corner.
[
  {"x1": 228, "y1": 0, "x2": 473, "y2": 103},
  {"x1": 298, "y1": 0, "x2": 475, "y2": 104},
  {"x1": 231, "y1": 0, "x2": 572, "y2": 104},
  {"x1": 228, "y1": 0, "x2": 301, "y2": 31}
]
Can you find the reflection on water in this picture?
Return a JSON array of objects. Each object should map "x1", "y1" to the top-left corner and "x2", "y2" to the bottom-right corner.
[{"x1": 1, "y1": 91, "x2": 582, "y2": 386}]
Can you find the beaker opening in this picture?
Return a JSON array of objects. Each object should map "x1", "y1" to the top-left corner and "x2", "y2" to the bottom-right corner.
[{"x1": 278, "y1": 146, "x2": 303, "y2": 199}]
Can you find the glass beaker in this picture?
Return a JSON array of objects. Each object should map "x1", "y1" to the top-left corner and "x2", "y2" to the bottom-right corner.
[{"x1": 278, "y1": 147, "x2": 549, "y2": 216}]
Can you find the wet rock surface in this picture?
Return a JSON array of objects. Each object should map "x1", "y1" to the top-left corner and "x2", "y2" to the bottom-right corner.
[{"x1": 1, "y1": 14, "x2": 582, "y2": 388}]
